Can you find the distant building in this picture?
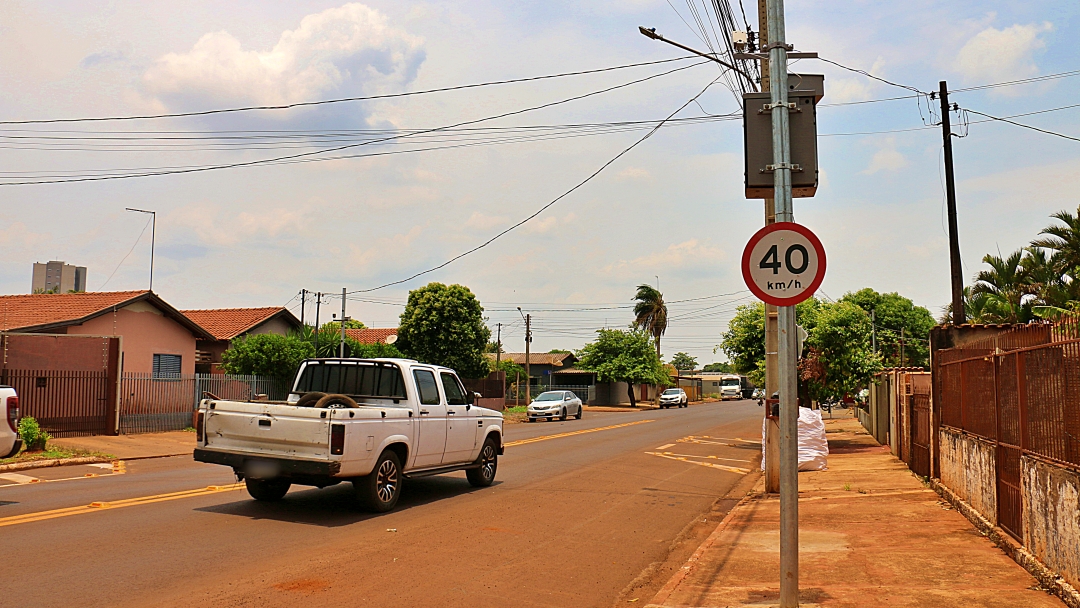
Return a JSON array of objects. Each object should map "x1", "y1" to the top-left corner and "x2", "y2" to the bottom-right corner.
[{"x1": 32, "y1": 261, "x2": 86, "y2": 293}]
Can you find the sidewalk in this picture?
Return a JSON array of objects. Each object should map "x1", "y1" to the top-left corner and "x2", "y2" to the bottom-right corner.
[
  {"x1": 646, "y1": 417, "x2": 1063, "y2": 607},
  {"x1": 51, "y1": 430, "x2": 195, "y2": 460}
]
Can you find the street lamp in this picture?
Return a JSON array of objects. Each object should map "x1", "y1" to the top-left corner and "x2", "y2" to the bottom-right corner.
[{"x1": 125, "y1": 208, "x2": 156, "y2": 292}]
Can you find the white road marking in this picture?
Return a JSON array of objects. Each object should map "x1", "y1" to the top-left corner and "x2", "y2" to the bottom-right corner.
[
  {"x1": 661, "y1": 451, "x2": 750, "y2": 463},
  {"x1": 645, "y1": 452, "x2": 750, "y2": 474},
  {"x1": 0, "y1": 473, "x2": 40, "y2": 484},
  {"x1": 88, "y1": 463, "x2": 114, "y2": 469},
  {"x1": 656, "y1": 443, "x2": 675, "y2": 450}
]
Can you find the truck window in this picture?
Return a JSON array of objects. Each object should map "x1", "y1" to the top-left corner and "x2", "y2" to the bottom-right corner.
[
  {"x1": 414, "y1": 369, "x2": 441, "y2": 405},
  {"x1": 440, "y1": 373, "x2": 468, "y2": 405},
  {"x1": 296, "y1": 362, "x2": 406, "y2": 399}
]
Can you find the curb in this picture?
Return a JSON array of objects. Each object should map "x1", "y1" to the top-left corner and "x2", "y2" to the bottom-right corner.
[
  {"x1": 929, "y1": 478, "x2": 1080, "y2": 608},
  {"x1": 0, "y1": 456, "x2": 111, "y2": 473}
]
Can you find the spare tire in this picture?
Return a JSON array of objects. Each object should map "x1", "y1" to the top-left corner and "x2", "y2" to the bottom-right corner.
[
  {"x1": 315, "y1": 393, "x2": 358, "y2": 409},
  {"x1": 295, "y1": 392, "x2": 326, "y2": 408}
]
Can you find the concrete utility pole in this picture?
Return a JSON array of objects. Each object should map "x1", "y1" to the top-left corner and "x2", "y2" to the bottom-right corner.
[
  {"x1": 759, "y1": 0, "x2": 780, "y2": 496},
  {"x1": 518, "y1": 308, "x2": 532, "y2": 404},
  {"x1": 871, "y1": 310, "x2": 877, "y2": 353},
  {"x1": 939, "y1": 81, "x2": 966, "y2": 325},
  {"x1": 496, "y1": 323, "x2": 502, "y2": 367},
  {"x1": 300, "y1": 289, "x2": 307, "y2": 326},
  {"x1": 339, "y1": 288, "x2": 347, "y2": 358},
  {"x1": 763, "y1": 0, "x2": 800, "y2": 604},
  {"x1": 314, "y1": 293, "x2": 322, "y2": 356}
]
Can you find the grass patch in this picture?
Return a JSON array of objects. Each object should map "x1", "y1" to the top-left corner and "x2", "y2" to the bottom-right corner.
[
  {"x1": 502, "y1": 406, "x2": 527, "y2": 414},
  {"x1": 182, "y1": 427, "x2": 196, "y2": 432},
  {"x1": 0, "y1": 444, "x2": 114, "y2": 466}
]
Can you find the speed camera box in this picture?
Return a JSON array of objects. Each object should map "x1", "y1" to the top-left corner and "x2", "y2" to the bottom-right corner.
[{"x1": 743, "y1": 77, "x2": 821, "y2": 199}]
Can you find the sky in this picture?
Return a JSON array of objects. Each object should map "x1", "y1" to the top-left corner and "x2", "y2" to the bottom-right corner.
[{"x1": 1, "y1": 0, "x2": 1078, "y2": 366}]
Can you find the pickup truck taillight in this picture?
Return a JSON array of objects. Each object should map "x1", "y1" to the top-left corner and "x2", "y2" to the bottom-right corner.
[
  {"x1": 195, "y1": 411, "x2": 204, "y2": 442},
  {"x1": 6, "y1": 396, "x2": 18, "y2": 433},
  {"x1": 330, "y1": 424, "x2": 345, "y2": 455}
]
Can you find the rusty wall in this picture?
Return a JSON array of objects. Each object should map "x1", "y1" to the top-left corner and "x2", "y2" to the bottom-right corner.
[
  {"x1": 1022, "y1": 457, "x2": 1080, "y2": 591},
  {"x1": 939, "y1": 427, "x2": 997, "y2": 524}
]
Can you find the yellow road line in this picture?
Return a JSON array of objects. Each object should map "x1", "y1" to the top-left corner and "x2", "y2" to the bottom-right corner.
[
  {"x1": 504, "y1": 419, "x2": 654, "y2": 448},
  {"x1": 0, "y1": 483, "x2": 244, "y2": 528},
  {"x1": 645, "y1": 451, "x2": 750, "y2": 474}
]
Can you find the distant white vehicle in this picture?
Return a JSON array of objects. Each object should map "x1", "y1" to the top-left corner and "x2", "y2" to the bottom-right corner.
[
  {"x1": 1, "y1": 386, "x2": 21, "y2": 458},
  {"x1": 527, "y1": 390, "x2": 583, "y2": 422},
  {"x1": 659, "y1": 388, "x2": 688, "y2": 408}
]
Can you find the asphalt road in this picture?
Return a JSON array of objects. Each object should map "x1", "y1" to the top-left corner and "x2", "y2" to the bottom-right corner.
[{"x1": 0, "y1": 400, "x2": 763, "y2": 608}]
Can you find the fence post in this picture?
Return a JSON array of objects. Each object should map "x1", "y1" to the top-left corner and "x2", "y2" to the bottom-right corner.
[{"x1": 107, "y1": 338, "x2": 121, "y2": 435}]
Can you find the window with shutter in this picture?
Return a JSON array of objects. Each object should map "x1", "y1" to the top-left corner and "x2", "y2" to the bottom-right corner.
[{"x1": 152, "y1": 354, "x2": 182, "y2": 379}]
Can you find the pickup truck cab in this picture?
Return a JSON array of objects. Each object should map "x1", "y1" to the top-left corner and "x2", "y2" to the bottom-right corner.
[
  {"x1": 194, "y1": 358, "x2": 504, "y2": 512},
  {"x1": 1, "y1": 386, "x2": 21, "y2": 458}
]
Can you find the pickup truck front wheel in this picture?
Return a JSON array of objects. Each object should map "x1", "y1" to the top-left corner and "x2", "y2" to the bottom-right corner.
[
  {"x1": 355, "y1": 450, "x2": 402, "y2": 512},
  {"x1": 466, "y1": 437, "x2": 498, "y2": 487},
  {"x1": 245, "y1": 477, "x2": 291, "y2": 501}
]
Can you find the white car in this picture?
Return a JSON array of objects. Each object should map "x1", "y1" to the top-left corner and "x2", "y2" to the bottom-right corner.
[
  {"x1": 659, "y1": 388, "x2": 688, "y2": 408},
  {"x1": 1, "y1": 386, "x2": 21, "y2": 458},
  {"x1": 527, "y1": 391, "x2": 583, "y2": 422},
  {"x1": 195, "y1": 358, "x2": 504, "y2": 512}
]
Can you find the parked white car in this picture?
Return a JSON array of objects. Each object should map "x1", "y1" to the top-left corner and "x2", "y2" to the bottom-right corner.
[
  {"x1": 527, "y1": 390, "x2": 583, "y2": 422},
  {"x1": 1, "y1": 386, "x2": 21, "y2": 458},
  {"x1": 194, "y1": 358, "x2": 504, "y2": 512},
  {"x1": 659, "y1": 388, "x2": 688, "y2": 408}
]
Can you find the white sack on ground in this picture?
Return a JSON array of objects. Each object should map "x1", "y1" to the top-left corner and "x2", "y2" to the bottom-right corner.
[{"x1": 760, "y1": 407, "x2": 829, "y2": 471}]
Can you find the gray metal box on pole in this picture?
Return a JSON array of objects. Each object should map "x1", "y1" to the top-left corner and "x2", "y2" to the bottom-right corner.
[{"x1": 743, "y1": 75, "x2": 823, "y2": 199}]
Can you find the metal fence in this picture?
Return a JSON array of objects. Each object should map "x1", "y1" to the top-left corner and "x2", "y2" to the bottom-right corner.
[
  {"x1": 935, "y1": 317, "x2": 1080, "y2": 540},
  {"x1": 1, "y1": 369, "x2": 112, "y2": 437},
  {"x1": 505, "y1": 384, "x2": 594, "y2": 405},
  {"x1": 120, "y1": 373, "x2": 281, "y2": 434}
]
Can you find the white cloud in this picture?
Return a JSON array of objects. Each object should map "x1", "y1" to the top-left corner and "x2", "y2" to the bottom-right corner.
[
  {"x1": 169, "y1": 204, "x2": 309, "y2": 246},
  {"x1": 954, "y1": 22, "x2": 1052, "y2": 87},
  {"x1": 602, "y1": 239, "x2": 727, "y2": 275},
  {"x1": 464, "y1": 212, "x2": 509, "y2": 230},
  {"x1": 862, "y1": 138, "x2": 908, "y2": 174},
  {"x1": 617, "y1": 167, "x2": 652, "y2": 180},
  {"x1": 143, "y1": 3, "x2": 424, "y2": 108}
]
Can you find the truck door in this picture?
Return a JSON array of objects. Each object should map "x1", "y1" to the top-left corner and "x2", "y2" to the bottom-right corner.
[
  {"x1": 412, "y1": 368, "x2": 447, "y2": 468},
  {"x1": 440, "y1": 372, "x2": 475, "y2": 464}
]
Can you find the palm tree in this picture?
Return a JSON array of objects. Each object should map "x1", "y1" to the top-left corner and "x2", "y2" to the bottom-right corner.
[
  {"x1": 633, "y1": 284, "x2": 667, "y2": 357},
  {"x1": 940, "y1": 287, "x2": 1006, "y2": 324},
  {"x1": 1032, "y1": 206, "x2": 1080, "y2": 278},
  {"x1": 971, "y1": 250, "x2": 1031, "y2": 323}
]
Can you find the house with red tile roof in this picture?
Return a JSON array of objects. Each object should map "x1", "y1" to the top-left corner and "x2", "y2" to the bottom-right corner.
[
  {"x1": 345, "y1": 327, "x2": 399, "y2": 345},
  {"x1": 181, "y1": 307, "x2": 301, "y2": 373},
  {"x1": 0, "y1": 291, "x2": 214, "y2": 375}
]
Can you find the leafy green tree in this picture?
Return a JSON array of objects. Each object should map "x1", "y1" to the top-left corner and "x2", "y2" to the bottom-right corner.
[
  {"x1": 719, "y1": 302, "x2": 765, "y2": 382},
  {"x1": 320, "y1": 319, "x2": 366, "y2": 332},
  {"x1": 575, "y1": 328, "x2": 669, "y2": 407},
  {"x1": 801, "y1": 301, "x2": 882, "y2": 400},
  {"x1": 702, "y1": 361, "x2": 734, "y2": 373},
  {"x1": 670, "y1": 352, "x2": 697, "y2": 372},
  {"x1": 396, "y1": 283, "x2": 491, "y2": 378},
  {"x1": 221, "y1": 333, "x2": 315, "y2": 389},
  {"x1": 840, "y1": 288, "x2": 935, "y2": 367},
  {"x1": 489, "y1": 358, "x2": 526, "y2": 391},
  {"x1": 633, "y1": 285, "x2": 668, "y2": 357},
  {"x1": 547, "y1": 349, "x2": 572, "y2": 354},
  {"x1": 292, "y1": 325, "x2": 402, "y2": 359}
]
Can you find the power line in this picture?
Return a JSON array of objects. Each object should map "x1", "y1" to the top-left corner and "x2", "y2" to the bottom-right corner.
[
  {"x1": 0, "y1": 57, "x2": 698, "y2": 126},
  {"x1": 98, "y1": 217, "x2": 152, "y2": 290},
  {"x1": 346, "y1": 76, "x2": 725, "y2": 294},
  {"x1": 0, "y1": 61, "x2": 709, "y2": 186},
  {"x1": 960, "y1": 106, "x2": 1080, "y2": 143}
]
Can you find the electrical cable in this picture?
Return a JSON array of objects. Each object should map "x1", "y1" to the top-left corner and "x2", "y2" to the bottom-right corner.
[
  {"x1": 346, "y1": 76, "x2": 725, "y2": 294},
  {"x1": 0, "y1": 57, "x2": 698, "y2": 126},
  {"x1": 959, "y1": 107, "x2": 1080, "y2": 143},
  {"x1": 0, "y1": 61, "x2": 710, "y2": 186},
  {"x1": 98, "y1": 217, "x2": 152, "y2": 290}
]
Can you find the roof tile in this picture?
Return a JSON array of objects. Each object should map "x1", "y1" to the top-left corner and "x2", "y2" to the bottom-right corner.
[
  {"x1": 345, "y1": 328, "x2": 398, "y2": 344},
  {"x1": 181, "y1": 307, "x2": 295, "y2": 340},
  {"x1": 0, "y1": 291, "x2": 149, "y2": 331}
]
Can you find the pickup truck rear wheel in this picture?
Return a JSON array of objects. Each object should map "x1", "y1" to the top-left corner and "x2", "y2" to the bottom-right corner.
[
  {"x1": 354, "y1": 450, "x2": 402, "y2": 512},
  {"x1": 245, "y1": 477, "x2": 291, "y2": 501},
  {"x1": 466, "y1": 437, "x2": 498, "y2": 487}
]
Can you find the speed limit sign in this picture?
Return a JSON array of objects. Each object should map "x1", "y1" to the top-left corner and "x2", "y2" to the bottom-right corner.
[{"x1": 741, "y1": 222, "x2": 826, "y2": 306}]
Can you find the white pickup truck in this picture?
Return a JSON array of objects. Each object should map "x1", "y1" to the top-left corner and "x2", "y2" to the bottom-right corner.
[
  {"x1": 1, "y1": 386, "x2": 20, "y2": 458},
  {"x1": 194, "y1": 358, "x2": 504, "y2": 512}
]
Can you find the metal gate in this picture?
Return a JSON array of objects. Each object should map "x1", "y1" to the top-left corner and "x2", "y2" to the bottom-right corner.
[
  {"x1": 910, "y1": 375, "x2": 932, "y2": 478},
  {"x1": 2, "y1": 369, "x2": 111, "y2": 437}
]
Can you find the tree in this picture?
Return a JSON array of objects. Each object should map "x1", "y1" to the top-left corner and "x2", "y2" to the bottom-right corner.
[
  {"x1": 320, "y1": 319, "x2": 366, "y2": 333},
  {"x1": 575, "y1": 329, "x2": 669, "y2": 407},
  {"x1": 490, "y1": 358, "x2": 526, "y2": 392},
  {"x1": 702, "y1": 362, "x2": 735, "y2": 373},
  {"x1": 547, "y1": 349, "x2": 572, "y2": 354},
  {"x1": 719, "y1": 302, "x2": 766, "y2": 386},
  {"x1": 293, "y1": 325, "x2": 403, "y2": 359},
  {"x1": 633, "y1": 285, "x2": 668, "y2": 357},
  {"x1": 801, "y1": 301, "x2": 882, "y2": 401},
  {"x1": 221, "y1": 333, "x2": 314, "y2": 391},
  {"x1": 972, "y1": 250, "x2": 1032, "y2": 323},
  {"x1": 670, "y1": 352, "x2": 697, "y2": 372},
  {"x1": 1032, "y1": 206, "x2": 1080, "y2": 278},
  {"x1": 396, "y1": 283, "x2": 491, "y2": 378},
  {"x1": 840, "y1": 288, "x2": 935, "y2": 367}
]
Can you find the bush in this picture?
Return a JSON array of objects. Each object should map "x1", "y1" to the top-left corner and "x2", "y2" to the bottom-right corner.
[{"x1": 18, "y1": 416, "x2": 51, "y2": 451}]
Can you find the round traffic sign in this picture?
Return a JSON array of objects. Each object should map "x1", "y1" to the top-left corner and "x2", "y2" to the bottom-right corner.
[{"x1": 741, "y1": 222, "x2": 826, "y2": 306}]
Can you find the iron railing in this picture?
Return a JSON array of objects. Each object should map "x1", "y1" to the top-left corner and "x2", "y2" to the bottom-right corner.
[
  {"x1": 120, "y1": 373, "x2": 282, "y2": 434},
  {"x1": 1, "y1": 369, "x2": 112, "y2": 437}
]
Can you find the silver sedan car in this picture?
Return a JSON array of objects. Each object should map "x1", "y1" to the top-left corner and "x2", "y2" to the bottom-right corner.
[{"x1": 527, "y1": 390, "x2": 583, "y2": 422}]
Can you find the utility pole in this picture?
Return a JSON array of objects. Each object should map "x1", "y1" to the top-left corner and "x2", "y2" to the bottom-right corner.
[
  {"x1": 759, "y1": 0, "x2": 780, "y2": 496},
  {"x1": 871, "y1": 310, "x2": 876, "y2": 353},
  {"x1": 339, "y1": 287, "x2": 347, "y2": 358},
  {"x1": 762, "y1": 0, "x2": 800, "y2": 604},
  {"x1": 300, "y1": 289, "x2": 307, "y2": 326},
  {"x1": 518, "y1": 307, "x2": 532, "y2": 405},
  {"x1": 496, "y1": 323, "x2": 502, "y2": 367},
  {"x1": 900, "y1": 328, "x2": 906, "y2": 368},
  {"x1": 314, "y1": 293, "x2": 322, "y2": 357},
  {"x1": 939, "y1": 81, "x2": 966, "y2": 325}
]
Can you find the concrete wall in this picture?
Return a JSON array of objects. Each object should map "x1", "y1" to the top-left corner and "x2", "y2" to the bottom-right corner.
[
  {"x1": 2, "y1": 333, "x2": 116, "y2": 372},
  {"x1": 69, "y1": 302, "x2": 196, "y2": 375},
  {"x1": 938, "y1": 427, "x2": 997, "y2": 524},
  {"x1": 247, "y1": 315, "x2": 294, "y2": 337},
  {"x1": 1022, "y1": 457, "x2": 1080, "y2": 591}
]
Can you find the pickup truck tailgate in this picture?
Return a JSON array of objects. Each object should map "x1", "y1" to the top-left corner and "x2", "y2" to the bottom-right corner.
[{"x1": 204, "y1": 401, "x2": 331, "y2": 460}]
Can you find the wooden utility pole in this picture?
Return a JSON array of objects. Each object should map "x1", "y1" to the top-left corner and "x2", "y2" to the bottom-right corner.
[
  {"x1": 524, "y1": 314, "x2": 532, "y2": 404},
  {"x1": 940, "y1": 81, "x2": 966, "y2": 325},
  {"x1": 496, "y1": 323, "x2": 502, "y2": 367},
  {"x1": 760, "y1": 0, "x2": 780, "y2": 495},
  {"x1": 339, "y1": 287, "x2": 347, "y2": 358}
]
